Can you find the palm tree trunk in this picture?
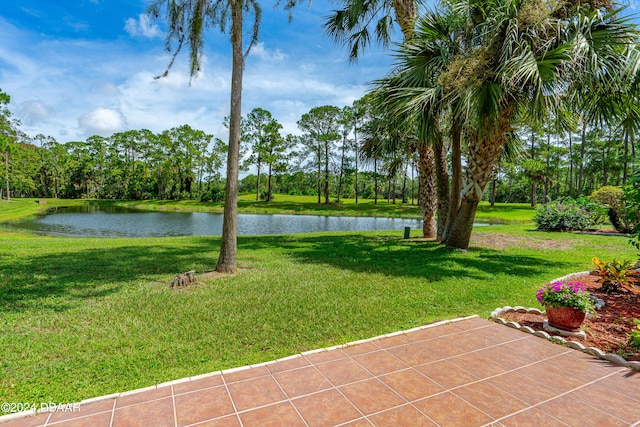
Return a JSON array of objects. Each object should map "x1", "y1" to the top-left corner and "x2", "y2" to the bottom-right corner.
[
  {"x1": 417, "y1": 143, "x2": 437, "y2": 239},
  {"x1": 374, "y1": 157, "x2": 378, "y2": 205},
  {"x1": 568, "y1": 132, "x2": 574, "y2": 197},
  {"x1": 443, "y1": 121, "x2": 462, "y2": 242},
  {"x1": 444, "y1": 111, "x2": 510, "y2": 249},
  {"x1": 216, "y1": 3, "x2": 243, "y2": 274},
  {"x1": 578, "y1": 122, "x2": 586, "y2": 196},
  {"x1": 434, "y1": 138, "x2": 449, "y2": 241}
]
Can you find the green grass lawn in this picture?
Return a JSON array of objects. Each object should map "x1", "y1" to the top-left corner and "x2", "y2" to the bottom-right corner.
[{"x1": 0, "y1": 197, "x2": 634, "y2": 408}]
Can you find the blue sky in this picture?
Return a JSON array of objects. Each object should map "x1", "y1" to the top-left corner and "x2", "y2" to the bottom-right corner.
[{"x1": 0, "y1": 1, "x2": 396, "y2": 143}]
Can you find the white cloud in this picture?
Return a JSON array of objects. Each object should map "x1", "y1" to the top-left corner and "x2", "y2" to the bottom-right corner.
[
  {"x1": 250, "y1": 42, "x2": 286, "y2": 61},
  {"x1": 17, "y1": 100, "x2": 52, "y2": 125},
  {"x1": 78, "y1": 107, "x2": 127, "y2": 136},
  {"x1": 124, "y1": 14, "x2": 161, "y2": 39}
]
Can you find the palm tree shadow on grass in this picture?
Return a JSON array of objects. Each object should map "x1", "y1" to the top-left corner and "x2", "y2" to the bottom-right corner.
[
  {"x1": 0, "y1": 238, "x2": 217, "y2": 312},
  {"x1": 238, "y1": 232, "x2": 570, "y2": 282}
]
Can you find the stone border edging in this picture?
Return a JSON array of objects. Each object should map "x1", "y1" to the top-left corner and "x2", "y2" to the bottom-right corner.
[
  {"x1": 490, "y1": 271, "x2": 640, "y2": 372},
  {"x1": 0, "y1": 315, "x2": 479, "y2": 425}
]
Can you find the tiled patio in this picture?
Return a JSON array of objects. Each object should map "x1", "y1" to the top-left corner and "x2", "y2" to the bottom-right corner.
[{"x1": 2, "y1": 316, "x2": 639, "y2": 427}]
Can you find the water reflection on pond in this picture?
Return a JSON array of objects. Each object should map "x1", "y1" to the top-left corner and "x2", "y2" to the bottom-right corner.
[{"x1": 12, "y1": 205, "x2": 426, "y2": 237}]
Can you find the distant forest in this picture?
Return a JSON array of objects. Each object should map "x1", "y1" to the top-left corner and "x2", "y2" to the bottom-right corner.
[{"x1": 1, "y1": 91, "x2": 637, "y2": 205}]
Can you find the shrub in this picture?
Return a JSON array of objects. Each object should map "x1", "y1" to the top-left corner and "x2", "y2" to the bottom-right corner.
[
  {"x1": 622, "y1": 171, "x2": 640, "y2": 250},
  {"x1": 200, "y1": 186, "x2": 225, "y2": 202},
  {"x1": 590, "y1": 186, "x2": 637, "y2": 233},
  {"x1": 629, "y1": 319, "x2": 640, "y2": 348},
  {"x1": 592, "y1": 257, "x2": 636, "y2": 293},
  {"x1": 534, "y1": 198, "x2": 595, "y2": 231}
]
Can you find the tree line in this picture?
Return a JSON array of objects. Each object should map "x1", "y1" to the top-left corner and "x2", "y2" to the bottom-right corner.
[{"x1": 1, "y1": 87, "x2": 636, "y2": 208}]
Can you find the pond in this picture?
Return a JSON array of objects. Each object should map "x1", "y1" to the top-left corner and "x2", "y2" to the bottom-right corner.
[{"x1": 10, "y1": 205, "x2": 426, "y2": 237}]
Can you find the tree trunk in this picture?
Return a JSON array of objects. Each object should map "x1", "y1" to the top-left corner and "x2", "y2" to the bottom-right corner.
[
  {"x1": 354, "y1": 122, "x2": 359, "y2": 204},
  {"x1": 267, "y1": 162, "x2": 273, "y2": 202},
  {"x1": 337, "y1": 136, "x2": 346, "y2": 203},
  {"x1": 4, "y1": 151, "x2": 9, "y2": 202},
  {"x1": 401, "y1": 163, "x2": 407, "y2": 203},
  {"x1": 444, "y1": 110, "x2": 511, "y2": 249},
  {"x1": 324, "y1": 142, "x2": 330, "y2": 203},
  {"x1": 623, "y1": 131, "x2": 629, "y2": 185},
  {"x1": 374, "y1": 157, "x2": 378, "y2": 205},
  {"x1": 417, "y1": 143, "x2": 437, "y2": 239},
  {"x1": 443, "y1": 121, "x2": 462, "y2": 242},
  {"x1": 433, "y1": 138, "x2": 450, "y2": 241},
  {"x1": 216, "y1": 3, "x2": 243, "y2": 274},
  {"x1": 568, "y1": 132, "x2": 574, "y2": 197},
  {"x1": 578, "y1": 122, "x2": 586, "y2": 196},
  {"x1": 255, "y1": 159, "x2": 261, "y2": 201},
  {"x1": 316, "y1": 145, "x2": 321, "y2": 204}
]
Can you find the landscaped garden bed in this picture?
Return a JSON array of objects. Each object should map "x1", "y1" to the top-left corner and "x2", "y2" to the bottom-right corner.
[{"x1": 494, "y1": 271, "x2": 640, "y2": 364}]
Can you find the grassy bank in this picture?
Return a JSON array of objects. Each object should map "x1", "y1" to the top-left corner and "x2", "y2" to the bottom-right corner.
[
  {"x1": 0, "y1": 196, "x2": 536, "y2": 224},
  {"x1": 0, "y1": 220, "x2": 635, "y2": 407}
]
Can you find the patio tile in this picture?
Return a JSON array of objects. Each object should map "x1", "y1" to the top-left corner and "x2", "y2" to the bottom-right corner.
[
  {"x1": 292, "y1": 389, "x2": 362, "y2": 427},
  {"x1": 515, "y1": 362, "x2": 594, "y2": 393},
  {"x1": 48, "y1": 412, "x2": 112, "y2": 427},
  {"x1": 338, "y1": 418, "x2": 373, "y2": 426},
  {"x1": 592, "y1": 369, "x2": 640, "y2": 402},
  {"x1": 173, "y1": 374, "x2": 223, "y2": 395},
  {"x1": 404, "y1": 326, "x2": 450, "y2": 342},
  {"x1": 267, "y1": 356, "x2": 310, "y2": 375},
  {"x1": 339, "y1": 378, "x2": 405, "y2": 415},
  {"x1": 352, "y1": 350, "x2": 409, "y2": 376},
  {"x1": 226, "y1": 375, "x2": 287, "y2": 412},
  {"x1": 222, "y1": 366, "x2": 271, "y2": 384},
  {"x1": 342, "y1": 342, "x2": 380, "y2": 357},
  {"x1": 563, "y1": 383, "x2": 640, "y2": 424},
  {"x1": 48, "y1": 398, "x2": 114, "y2": 423},
  {"x1": 112, "y1": 397, "x2": 174, "y2": 427},
  {"x1": 413, "y1": 391, "x2": 493, "y2": 427},
  {"x1": 498, "y1": 408, "x2": 570, "y2": 426},
  {"x1": 445, "y1": 332, "x2": 495, "y2": 353},
  {"x1": 194, "y1": 415, "x2": 242, "y2": 427},
  {"x1": 378, "y1": 369, "x2": 445, "y2": 401},
  {"x1": 420, "y1": 336, "x2": 471, "y2": 359},
  {"x1": 238, "y1": 402, "x2": 306, "y2": 427},
  {"x1": 174, "y1": 385, "x2": 234, "y2": 426},
  {"x1": 387, "y1": 342, "x2": 442, "y2": 366},
  {"x1": 315, "y1": 358, "x2": 373, "y2": 387},
  {"x1": 486, "y1": 371, "x2": 560, "y2": 405},
  {"x1": 374, "y1": 334, "x2": 411, "y2": 349},
  {"x1": 416, "y1": 360, "x2": 479, "y2": 389},
  {"x1": 474, "y1": 344, "x2": 542, "y2": 370},
  {"x1": 115, "y1": 387, "x2": 172, "y2": 409},
  {"x1": 367, "y1": 404, "x2": 437, "y2": 426},
  {"x1": 305, "y1": 349, "x2": 348, "y2": 365},
  {"x1": 513, "y1": 336, "x2": 570, "y2": 358},
  {"x1": 447, "y1": 351, "x2": 509, "y2": 379},
  {"x1": 537, "y1": 394, "x2": 629, "y2": 426},
  {"x1": 274, "y1": 366, "x2": 332, "y2": 398},
  {"x1": 470, "y1": 323, "x2": 529, "y2": 344},
  {"x1": 540, "y1": 353, "x2": 625, "y2": 382},
  {"x1": 452, "y1": 381, "x2": 529, "y2": 419}
]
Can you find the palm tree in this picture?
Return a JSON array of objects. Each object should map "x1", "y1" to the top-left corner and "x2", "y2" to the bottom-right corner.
[
  {"x1": 380, "y1": 0, "x2": 640, "y2": 249},
  {"x1": 149, "y1": 0, "x2": 305, "y2": 273},
  {"x1": 324, "y1": 0, "x2": 440, "y2": 239}
]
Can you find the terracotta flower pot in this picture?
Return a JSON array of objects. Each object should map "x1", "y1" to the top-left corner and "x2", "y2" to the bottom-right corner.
[{"x1": 546, "y1": 306, "x2": 586, "y2": 332}]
